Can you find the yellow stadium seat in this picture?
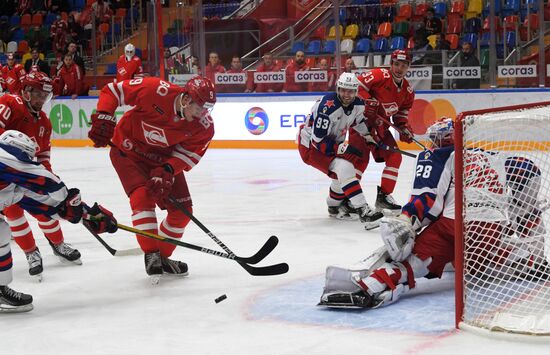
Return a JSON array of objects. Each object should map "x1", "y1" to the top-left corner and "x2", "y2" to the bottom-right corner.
[{"x1": 326, "y1": 25, "x2": 343, "y2": 40}]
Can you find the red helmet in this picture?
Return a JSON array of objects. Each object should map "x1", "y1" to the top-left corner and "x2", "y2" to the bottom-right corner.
[
  {"x1": 184, "y1": 76, "x2": 216, "y2": 109},
  {"x1": 391, "y1": 50, "x2": 411, "y2": 64},
  {"x1": 22, "y1": 71, "x2": 53, "y2": 93}
]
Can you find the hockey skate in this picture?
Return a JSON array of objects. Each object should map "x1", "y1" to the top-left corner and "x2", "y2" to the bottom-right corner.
[
  {"x1": 328, "y1": 199, "x2": 360, "y2": 221},
  {"x1": 318, "y1": 291, "x2": 377, "y2": 309},
  {"x1": 0, "y1": 285, "x2": 33, "y2": 313},
  {"x1": 375, "y1": 186, "x2": 401, "y2": 215},
  {"x1": 49, "y1": 241, "x2": 82, "y2": 265},
  {"x1": 161, "y1": 256, "x2": 189, "y2": 276},
  {"x1": 25, "y1": 247, "x2": 43, "y2": 282},
  {"x1": 145, "y1": 251, "x2": 162, "y2": 284},
  {"x1": 359, "y1": 204, "x2": 384, "y2": 230}
]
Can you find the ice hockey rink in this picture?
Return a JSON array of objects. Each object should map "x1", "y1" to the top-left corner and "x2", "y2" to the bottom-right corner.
[{"x1": 3, "y1": 148, "x2": 549, "y2": 354}]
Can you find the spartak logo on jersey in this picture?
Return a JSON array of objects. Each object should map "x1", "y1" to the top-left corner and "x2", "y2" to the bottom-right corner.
[
  {"x1": 142, "y1": 122, "x2": 169, "y2": 147},
  {"x1": 381, "y1": 102, "x2": 399, "y2": 116}
]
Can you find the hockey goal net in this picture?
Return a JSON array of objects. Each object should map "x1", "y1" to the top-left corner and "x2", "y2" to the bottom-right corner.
[{"x1": 455, "y1": 102, "x2": 550, "y2": 336}]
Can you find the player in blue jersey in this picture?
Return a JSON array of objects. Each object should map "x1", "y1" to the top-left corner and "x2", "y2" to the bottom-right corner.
[
  {"x1": 0, "y1": 130, "x2": 117, "y2": 313},
  {"x1": 298, "y1": 73, "x2": 384, "y2": 230}
]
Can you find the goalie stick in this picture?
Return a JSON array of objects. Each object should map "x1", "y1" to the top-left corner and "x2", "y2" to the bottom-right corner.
[
  {"x1": 83, "y1": 222, "x2": 142, "y2": 256},
  {"x1": 116, "y1": 223, "x2": 289, "y2": 276},
  {"x1": 168, "y1": 196, "x2": 277, "y2": 264}
]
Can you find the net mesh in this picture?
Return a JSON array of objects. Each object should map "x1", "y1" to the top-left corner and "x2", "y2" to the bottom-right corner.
[{"x1": 460, "y1": 105, "x2": 550, "y2": 335}]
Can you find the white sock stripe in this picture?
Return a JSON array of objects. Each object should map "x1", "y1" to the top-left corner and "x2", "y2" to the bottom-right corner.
[
  {"x1": 132, "y1": 211, "x2": 156, "y2": 221},
  {"x1": 161, "y1": 220, "x2": 186, "y2": 234},
  {"x1": 134, "y1": 223, "x2": 158, "y2": 231},
  {"x1": 381, "y1": 174, "x2": 399, "y2": 181},
  {"x1": 6, "y1": 216, "x2": 28, "y2": 227},
  {"x1": 40, "y1": 225, "x2": 61, "y2": 233},
  {"x1": 12, "y1": 227, "x2": 32, "y2": 237},
  {"x1": 38, "y1": 219, "x2": 58, "y2": 227},
  {"x1": 384, "y1": 167, "x2": 399, "y2": 173}
]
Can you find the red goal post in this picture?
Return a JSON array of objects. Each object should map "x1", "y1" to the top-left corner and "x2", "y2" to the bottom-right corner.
[{"x1": 455, "y1": 101, "x2": 550, "y2": 336}]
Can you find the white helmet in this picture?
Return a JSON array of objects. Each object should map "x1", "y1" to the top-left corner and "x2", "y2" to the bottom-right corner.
[
  {"x1": 427, "y1": 118, "x2": 454, "y2": 148},
  {"x1": 124, "y1": 43, "x2": 135, "y2": 60},
  {"x1": 0, "y1": 130, "x2": 37, "y2": 159},
  {"x1": 336, "y1": 72, "x2": 359, "y2": 92}
]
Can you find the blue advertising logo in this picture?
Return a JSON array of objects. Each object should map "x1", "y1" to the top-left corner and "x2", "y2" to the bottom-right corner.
[{"x1": 244, "y1": 107, "x2": 269, "y2": 135}]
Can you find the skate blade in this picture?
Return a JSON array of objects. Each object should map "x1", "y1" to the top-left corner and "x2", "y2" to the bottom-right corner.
[
  {"x1": 364, "y1": 222, "x2": 381, "y2": 231},
  {"x1": 57, "y1": 257, "x2": 82, "y2": 265},
  {"x1": 0, "y1": 303, "x2": 33, "y2": 313},
  {"x1": 330, "y1": 213, "x2": 360, "y2": 221},
  {"x1": 31, "y1": 274, "x2": 43, "y2": 283},
  {"x1": 162, "y1": 271, "x2": 189, "y2": 277}
]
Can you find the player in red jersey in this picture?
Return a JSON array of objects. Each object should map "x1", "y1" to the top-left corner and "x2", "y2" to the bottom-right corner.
[
  {"x1": 0, "y1": 72, "x2": 83, "y2": 281},
  {"x1": 88, "y1": 76, "x2": 216, "y2": 283},
  {"x1": 1, "y1": 53, "x2": 26, "y2": 94},
  {"x1": 352, "y1": 49, "x2": 415, "y2": 215},
  {"x1": 115, "y1": 43, "x2": 143, "y2": 83}
]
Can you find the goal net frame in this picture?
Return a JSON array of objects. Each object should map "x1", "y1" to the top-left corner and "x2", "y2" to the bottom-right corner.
[{"x1": 454, "y1": 101, "x2": 550, "y2": 336}]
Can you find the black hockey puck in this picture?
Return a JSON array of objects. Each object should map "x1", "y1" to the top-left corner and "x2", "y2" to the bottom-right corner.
[{"x1": 215, "y1": 294, "x2": 227, "y2": 303}]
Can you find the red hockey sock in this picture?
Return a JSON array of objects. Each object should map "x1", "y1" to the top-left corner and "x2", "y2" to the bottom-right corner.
[
  {"x1": 35, "y1": 215, "x2": 64, "y2": 245},
  {"x1": 158, "y1": 208, "x2": 191, "y2": 258},
  {"x1": 4, "y1": 206, "x2": 36, "y2": 253},
  {"x1": 380, "y1": 153, "x2": 402, "y2": 194},
  {"x1": 130, "y1": 187, "x2": 159, "y2": 253}
]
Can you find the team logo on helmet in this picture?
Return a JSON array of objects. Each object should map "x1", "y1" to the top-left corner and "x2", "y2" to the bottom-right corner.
[{"x1": 244, "y1": 107, "x2": 268, "y2": 135}]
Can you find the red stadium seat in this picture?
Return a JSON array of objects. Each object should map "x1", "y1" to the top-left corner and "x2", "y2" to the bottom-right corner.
[
  {"x1": 451, "y1": 0, "x2": 465, "y2": 15},
  {"x1": 412, "y1": 3, "x2": 429, "y2": 22},
  {"x1": 504, "y1": 15, "x2": 519, "y2": 31},
  {"x1": 445, "y1": 34, "x2": 459, "y2": 49},
  {"x1": 376, "y1": 22, "x2": 392, "y2": 38},
  {"x1": 20, "y1": 14, "x2": 31, "y2": 30},
  {"x1": 31, "y1": 13, "x2": 43, "y2": 27},
  {"x1": 447, "y1": 13, "x2": 463, "y2": 34},
  {"x1": 397, "y1": 4, "x2": 412, "y2": 19}
]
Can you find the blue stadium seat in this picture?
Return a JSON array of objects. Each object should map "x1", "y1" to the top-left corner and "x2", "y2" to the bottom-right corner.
[
  {"x1": 321, "y1": 40, "x2": 336, "y2": 54},
  {"x1": 462, "y1": 33, "x2": 478, "y2": 48},
  {"x1": 374, "y1": 37, "x2": 388, "y2": 52},
  {"x1": 44, "y1": 13, "x2": 57, "y2": 26},
  {"x1": 305, "y1": 40, "x2": 321, "y2": 55},
  {"x1": 465, "y1": 17, "x2": 482, "y2": 33},
  {"x1": 483, "y1": 0, "x2": 502, "y2": 17},
  {"x1": 480, "y1": 32, "x2": 491, "y2": 48},
  {"x1": 135, "y1": 48, "x2": 142, "y2": 58},
  {"x1": 104, "y1": 63, "x2": 117, "y2": 75},
  {"x1": 389, "y1": 36, "x2": 405, "y2": 50},
  {"x1": 503, "y1": 0, "x2": 520, "y2": 17},
  {"x1": 73, "y1": 0, "x2": 86, "y2": 11},
  {"x1": 355, "y1": 38, "x2": 371, "y2": 53},
  {"x1": 290, "y1": 41, "x2": 305, "y2": 54},
  {"x1": 506, "y1": 31, "x2": 516, "y2": 48},
  {"x1": 9, "y1": 15, "x2": 20, "y2": 27},
  {"x1": 433, "y1": 2, "x2": 448, "y2": 18},
  {"x1": 12, "y1": 29, "x2": 25, "y2": 42}
]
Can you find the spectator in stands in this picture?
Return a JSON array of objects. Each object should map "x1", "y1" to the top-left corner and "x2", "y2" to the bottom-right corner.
[
  {"x1": 2, "y1": 53, "x2": 26, "y2": 94},
  {"x1": 54, "y1": 52, "x2": 87, "y2": 99},
  {"x1": 91, "y1": 0, "x2": 113, "y2": 24},
  {"x1": 67, "y1": 14, "x2": 84, "y2": 45},
  {"x1": 31, "y1": 0, "x2": 48, "y2": 14},
  {"x1": 58, "y1": 41, "x2": 86, "y2": 76},
  {"x1": 50, "y1": 15, "x2": 69, "y2": 55},
  {"x1": 412, "y1": 35, "x2": 431, "y2": 65},
  {"x1": 343, "y1": 57, "x2": 356, "y2": 73},
  {"x1": 164, "y1": 48, "x2": 180, "y2": 76},
  {"x1": 0, "y1": 16, "x2": 14, "y2": 45},
  {"x1": 27, "y1": 25, "x2": 50, "y2": 54},
  {"x1": 205, "y1": 51, "x2": 226, "y2": 91},
  {"x1": 454, "y1": 42, "x2": 480, "y2": 90},
  {"x1": 4, "y1": 0, "x2": 19, "y2": 17},
  {"x1": 116, "y1": 43, "x2": 143, "y2": 82},
  {"x1": 424, "y1": 8, "x2": 442, "y2": 37},
  {"x1": 308, "y1": 58, "x2": 336, "y2": 92},
  {"x1": 284, "y1": 50, "x2": 310, "y2": 92},
  {"x1": 220, "y1": 55, "x2": 247, "y2": 93},
  {"x1": 24, "y1": 48, "x2": 50, "y2": 77},
  {"x1": 17, "y1": 0, "x2": 32, "y2": 15},
  {"x1": 189, "y1": 55, "x2": 200, "y2": 74},
  {"x1": 433, "y1": 34, "x2": 451, "y2": 51},
  {"x1": 46, "y1": 0, "x2": 71, "y2": 13},
  {"x1": 246, "y1": 52, "x2": 283, "y2": 93}
]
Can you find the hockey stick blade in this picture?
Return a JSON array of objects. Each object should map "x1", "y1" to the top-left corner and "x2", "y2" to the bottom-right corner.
[
  {"x1": 237, "y1": 235, "x2": 279, "y2": 264},
  {"x1": 83, "y1": 223, "x2": 142, "y2": 257},
  {"x1": 237, "y1": 260, "x2": 289, "y2": 276}
]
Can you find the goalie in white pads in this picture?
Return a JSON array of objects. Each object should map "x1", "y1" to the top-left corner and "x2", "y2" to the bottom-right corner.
[{"x1": 298, "y1": 73, "x2": 383, "y2": 230}]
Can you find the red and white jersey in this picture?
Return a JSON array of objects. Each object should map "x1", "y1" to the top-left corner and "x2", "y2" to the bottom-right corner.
[
  {"x1": 0, "y1": 94, "x2": 52, "y2": 170},
  {"x1": 116, "y1": 55, "x2": 143, "y2": 82},
  {"x1": 357, "y1": 68, "x2": 415, "y2": 127},
  {"x1": 96, "y1": 77, "x2": 215, "y2": 174},
  {"x1": 56, "y1": 63, "x2": 84, "y2": 96},
  {"x1": 1, "y1": 64, "x2": 26, "y2": 95}
]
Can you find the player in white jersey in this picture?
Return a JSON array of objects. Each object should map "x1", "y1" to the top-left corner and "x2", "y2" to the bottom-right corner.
[
  {"x1": 0, "y1": 130, "x2": 117, "y2": 313},
  {"x1": 298, "y1": 73, "x2": 383, "y2": 230}
]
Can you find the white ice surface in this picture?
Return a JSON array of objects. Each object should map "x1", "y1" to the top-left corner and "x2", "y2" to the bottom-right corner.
[{"x1": 3, "y1": 148, "x2": 549, "y2": 354}]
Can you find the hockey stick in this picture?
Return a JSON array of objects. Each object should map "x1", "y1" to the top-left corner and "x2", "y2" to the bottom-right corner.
[
  {"x1": 168, "y1": 196, "x2": 278, "y2": 264},
  {"x1": 82, "y1": 222, "x2": 142, "y2": 257},
  {"x1": 116, "y1": 223, "x2": 289, "y2": 276},
  {"x1": 377, "y1": 143, "x2": 417, "y2": 158},
  {"x1": 376, "y1": 115, "x2": 430, "y2": 151}
]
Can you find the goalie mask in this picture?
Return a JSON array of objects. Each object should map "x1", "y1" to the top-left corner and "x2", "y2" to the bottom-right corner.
[
  {"x1": 504, "y1": 156, "x2": 541, "y2": 194},
  {"x1": 427, "y1": 118, "x2": 454, "y2": 148}
]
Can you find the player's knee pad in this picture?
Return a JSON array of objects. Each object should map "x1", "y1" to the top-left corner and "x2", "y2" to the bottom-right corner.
[
  {"x1": 0, "y1": 221, "x2": 11, "y2": 246},
  {"x1": 385, "y1": 150, "x2": 402, "y2": 168},
  {"x1": 2, "y1": 205, "x2": 24, "y2": 220},
  {"x1": 129, "y1": 186, "x2": 156, "y2": 211},
  {"x1": 330, "y1": 158, "x2": 356, "y2": 182}
]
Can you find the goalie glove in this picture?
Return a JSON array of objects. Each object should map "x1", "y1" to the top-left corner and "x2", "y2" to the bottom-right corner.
[{"x1": 380, "y1": 214, "x2": 416, "y2": 262}]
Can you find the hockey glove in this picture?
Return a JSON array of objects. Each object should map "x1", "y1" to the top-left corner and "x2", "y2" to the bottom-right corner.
[
  {"x1": 363, "y1": 97, "x2": 380, "y2": 120},
  {"x1": 146, "y1": 164, "x2": 175, "y2": 205},
  {"x1": 394, "y1": 120, "x2": 414, "y2": 144},
  {"x1": 83, "y1": 203, "x2": 118, "y2": 234},
  {"x1": 58, "y1": 188, "x2": 83, "y2": 223},
  {"x1": 88, "y1": 112, "x2": 116, "y2": 148},
  {"x1": 336, "y1": 142, "x2": 363, "y2": 165}
]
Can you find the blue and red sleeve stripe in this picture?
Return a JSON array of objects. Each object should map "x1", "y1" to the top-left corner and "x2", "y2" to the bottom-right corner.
[{"x1": 402, "y1": 193, "x2": 436, "y2": 222}]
